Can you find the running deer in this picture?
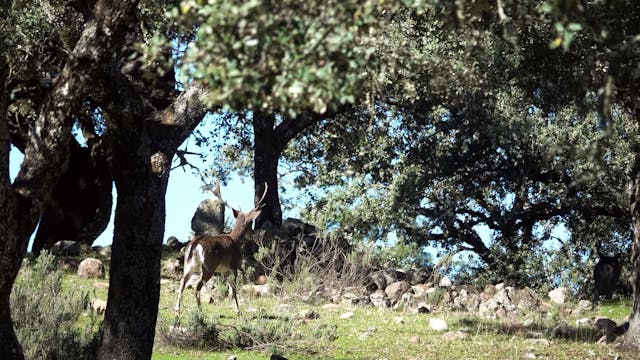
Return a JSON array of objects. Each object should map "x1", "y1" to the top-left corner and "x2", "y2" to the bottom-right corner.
[{"x1": 174, "y1": 184, "x2": 268, "y2": 313}]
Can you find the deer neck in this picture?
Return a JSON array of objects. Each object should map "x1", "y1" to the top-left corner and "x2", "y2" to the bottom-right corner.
[{"x1": 229, "y1": 226, "x2": 245, "y2": 242}]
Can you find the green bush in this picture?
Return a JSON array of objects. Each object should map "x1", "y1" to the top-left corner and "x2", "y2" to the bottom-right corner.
[
  {"x1": 159, "y1": 308, "x2": 295, "y2": 351},
  {"x1": 11, "y1": 251, "x2": 100, "y2": 360}
]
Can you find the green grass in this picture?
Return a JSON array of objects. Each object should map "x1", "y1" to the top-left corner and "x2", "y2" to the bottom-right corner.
[{"x1": 22, "y1": 253, "x2": 633, "y2": 360}]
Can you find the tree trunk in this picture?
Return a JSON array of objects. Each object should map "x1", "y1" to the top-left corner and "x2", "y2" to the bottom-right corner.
[
  {"x1": 32, "y1": 142, "x2": 112, "y2": 254},
  {"x1": 97, "y1": 81, "x2": 207, "y2": 359},
  {"x1": 253, "y1": 112, "x2": 283, "y2": 229},
  {"x1": 97, "y1": 134, "x2": 169, "y2": 359},
  {"x1": 618, "y1": 159, "x2": 640, "y2": 351},
  {"x1": 0, "y1": 288, "x2": 23, "y2": 360}
]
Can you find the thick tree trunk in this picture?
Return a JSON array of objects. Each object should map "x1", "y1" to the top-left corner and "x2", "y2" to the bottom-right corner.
[
  {"x1": 253, "y1": 112, "x2": 283, "y2": 229},
  {"x1": 32, "y1": 143, "x2": 112, "y2": 254},
  {"x1": 0, "y1": 289, "x2": 23, "y2": 360},
  {"x1": 97, "y1": 82, "x2": 206, "y2": 359},
  {"x1": 618, "y1": 160, "x2": 640, "y2": 351},
  {"x1": 97, "y1": 136, "x2": 169, "y2": 359}
]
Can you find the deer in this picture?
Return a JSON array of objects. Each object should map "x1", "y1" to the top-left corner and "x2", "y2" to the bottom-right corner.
[{"x1": 174, "y1": 183, "x2": 268, "y2": 314}]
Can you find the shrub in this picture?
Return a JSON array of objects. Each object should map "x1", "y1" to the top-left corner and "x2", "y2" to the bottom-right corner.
[
  {"x1": 11, "y1": 251, "x2": 100, "y2": 360},
  {"x1": 158, "y1": 308, "x2": 295, "y2": 350}
]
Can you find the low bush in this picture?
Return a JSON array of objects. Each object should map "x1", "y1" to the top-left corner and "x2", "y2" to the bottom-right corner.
[{"x1": 11, "y1": 251, "x2": 100, "y2": 360}]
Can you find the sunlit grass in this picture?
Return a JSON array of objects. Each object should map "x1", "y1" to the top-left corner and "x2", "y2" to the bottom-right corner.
[{"x1": 40, "y1": 254, "x2": 632, "y2": 360}]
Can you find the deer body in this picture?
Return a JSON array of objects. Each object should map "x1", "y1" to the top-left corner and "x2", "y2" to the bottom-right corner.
[{"x1": 174, "y1": 184, "x2": 267, "y2": 314}]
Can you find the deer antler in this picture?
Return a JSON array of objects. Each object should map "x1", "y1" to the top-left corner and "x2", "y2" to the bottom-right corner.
[{"x1": 256, "y1": 182, "x2": 268, "y2": 209}]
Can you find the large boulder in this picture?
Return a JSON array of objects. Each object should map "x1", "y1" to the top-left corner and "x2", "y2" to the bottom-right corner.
[
  {"x1": 77, "y1": 258, "x2": 105, "y2": 279},
  {"x1": 191, "y1": 197, "x2": 225, "y2": 236}
]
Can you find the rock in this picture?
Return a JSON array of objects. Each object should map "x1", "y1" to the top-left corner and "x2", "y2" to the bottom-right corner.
[
  {"x1": 571, "y1": 299, "x2": 593, "y2": 315},
  {"x1": 50, "y1": 240, "x2": 80, "y2": 256},
  {"x1": 367, "y1": 269, "x2": 404, "y2": 291},
  {"x1": 429, "y1": 318, "x2": 448, "y2": 331},
  {"x1": 97, "y1": 245, "x2": 112, "y2": 258},
  {"x1": 90, "y1": 298, "x2": 107, "y2": 314},
  {"x1": 442, "y1": 330, "x2": 470, "y2": 341},
  {"x1": 453, "y1": 289, "x2": 481, "y2": 312},
  {"x1": 512, "y1": 287, "x2": 544, "y2": 312},
  {"x1": 594, "y1": 316, "x2": 618, "y2": 336},
  {"x1": 385, "y1": 281, "x2": 411, "y2": 303},
  {"x1": 550, "y1": 321, "x2": 575, "y2": 339},
  {"x1": 163, "y1": 258, "x2": 181, "y2": 274},
  {"x1": 439, "y1": 276, "x2": 452, "y2": 288},
  {"x1": 548, "y1": 287, "x2": 568, "y2": 304},
  {"x1": 575, "y1": 318, "x2": 591, "y2": 326},
  {"x1": 191, "y1": 197, "x2": 225, "y2": 236},
  {"x1": 165, "y1": 236, "x2": 182, "y2": 250},
  {"x1": 297, "y1": 310, "x2": 320, "y2": 320},
  {"x1": 340, "y1": 312, "x2": 354, "y2": 319},
  {"x1": 411, "y1": 284, "x2": 429, "y2": 297},
  {"x1": 416, "y1": 303, "x2": 431, "y2": 313},
  {"x1": 255, "y1": 274, "x2": 268, "y2": 285},
  {"x1": 370, "y1": 290, "x2": 390, "y2": 308},
  {"x1": 77, "y1": 258, "x2": 104, "y2": 279},
  {"x1": 481, "y1": 284, "x2": 497, "y2": 301},
  {"x1": 58, "y1": 258, "x2": 79, "y2": 272},
  {"x1": 393, "y1": 316, "x2": 404, "y2": 324},
  {"x1": 495, "y1": 282, "x2": 505, "y2": 291}
]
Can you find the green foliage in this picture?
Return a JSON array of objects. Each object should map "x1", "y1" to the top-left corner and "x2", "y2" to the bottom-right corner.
[
  {"x1": 11, "y1": 252, "x2": 100, "y2": 360},
  {"x1": 172, "y1": 0, "x2": 399, "y2": 117}
]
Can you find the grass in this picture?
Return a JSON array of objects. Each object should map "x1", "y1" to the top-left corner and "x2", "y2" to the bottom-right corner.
[
  {"x1": 151, "y1": 282, "x2": 629, "y2": 360},
  {"x1": 15, "y1": 252, "x2": 635, "y2": 360}
]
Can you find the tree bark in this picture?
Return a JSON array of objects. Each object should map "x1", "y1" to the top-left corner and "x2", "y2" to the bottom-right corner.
[
  {"x1": 253, "y1": 112, "x2": 283, "y2": 228},
  {"x1": 618, "y1": 158, "x2": 640, "y2": 351},
  {"x1": 97, "y1": 132, "x2": 167, "y2": 359},
  {"x1": 0, "y1": 1, "x2": 139, "y2": 358},
  {"x1": 97, "y1": 82, "x2": 207, "y2": 359}
]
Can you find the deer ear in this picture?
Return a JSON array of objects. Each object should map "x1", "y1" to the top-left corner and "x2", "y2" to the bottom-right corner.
[{"x1": 232, "y1": 208, "x2": 240, "y2": 219}]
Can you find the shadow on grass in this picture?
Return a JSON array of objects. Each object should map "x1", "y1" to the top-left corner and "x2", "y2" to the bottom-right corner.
[{"x1": 454, "y1": 317, "x2": 604, "y2": 343}]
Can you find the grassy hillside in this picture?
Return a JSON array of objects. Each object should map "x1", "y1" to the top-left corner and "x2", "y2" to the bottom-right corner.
[{"x1": 12, "y1": 252, "x2": 632, "y2": 360}]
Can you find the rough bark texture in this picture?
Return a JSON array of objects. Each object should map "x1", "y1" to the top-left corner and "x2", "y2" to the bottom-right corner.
[
  {"x1": 618, "y1": 159, "x2": 640, "y2": 351},
  {"x1": 0, "y1": 47, "x2": 25, "y2": 360},
  {"x1": 97, "y1": 82, "x2": 207, "y2": 359},
  {"x1": 0, "y1": 1, "x2": 139, "y2": 358},
  {"x1": 253, "y1": 113, "x2": 283, "y2": 229}
]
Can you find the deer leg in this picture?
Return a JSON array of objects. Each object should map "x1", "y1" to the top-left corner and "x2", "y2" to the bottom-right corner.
[
  {"x1": 175, "y1": 261, "x2": 196, "y2": 312},
  {"x1": 229, "y1": 269, "x2": 241, "y2": 314}
]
